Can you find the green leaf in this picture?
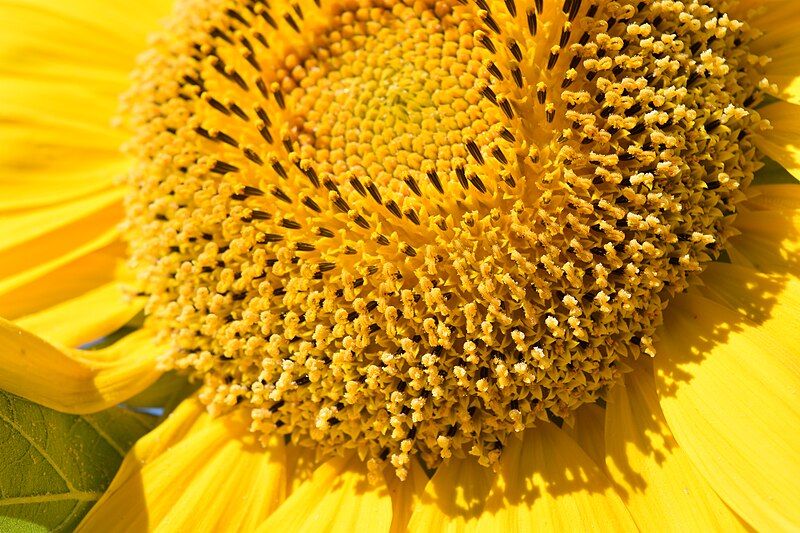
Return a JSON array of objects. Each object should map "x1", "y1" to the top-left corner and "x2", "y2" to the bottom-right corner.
[
  {"x1": 125, "y1": 370, "x2": 199, "y2": 418},
  {"x1": 0, "y1": 391, "x2": 157, "y2": 532},
  {"x1": 755, "y1": 157, "x2": 797, "y2": 185}
]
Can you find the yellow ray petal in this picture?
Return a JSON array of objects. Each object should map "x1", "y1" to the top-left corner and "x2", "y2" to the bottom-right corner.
[
  {"x1": 605, "y1": 365, "x2": 745, "y2": 531},
  {"x1": 0, "y1": 201, "x2": 121, "y2": 282},
  {"x1": 0, "y1": 222, "x2": 118, "y2": 287},
  {"x1": 744, "y1": 183, "x2": 800, "y2": 211},
  {"x1": 284, "y1": 442, "x2": 318, "y2": 495},
  {"x1": 78, "y1": 406, "x2": 287, "y2": 533},
  {"x1": 0, "y1": 202, "x2": 124, "y2": 324},
  {"x1": 82, "y1": 397, "x2": 212, "y2": 508},
  {"x1": 0, "y1": 187, "x2": 122, "y2": 253},
  {"x1": 475, "y1": 423, "x2": 636, "y2": 532},
  {"x1": 0, "y1": 0, "x2": 170, "y2": 75},
  {"x1": 406, "y1": 455, "x2": 493, "y2": 532},
  {"x1": 236, "y1": 439, "x2": 291, "y2": 532},
  {"x1": 0, "y1": 238, "x2": 124, "y2": 320},
  {"x1": 563, "y1": 402, "x2": 607, "y2": 470},
  {"x1": 727, "y1": 0, "x2": 769, "y2": 18},
  {"x1": 14, "y1": 282, "x2": 143, "y2": 348},
  {"x1": 126, "y1": 396, "x2": 212, "y2": 464},
  {"x1": 755, "y1": 101, "x2": 800, "y2": 182},
  {"x1": 0, "y1": 320, "x2": 162, "y2": 413},
  {"x1": 655, "y1": 290, "x2": 800, "y2": 530},
  {"x1": 388, "y1": 461, "x2": 428, "y2": 533},
  {"x1": 0, "y1": 81, "x2": 130, "y2": 211},
  {"x1": 727, "y1": 205, "x2": 800, "y2": 273},
  {"x1": 82, "y1": 396, "x2": 213, "y2": 505},
  {"x1": 0, "y1": 200, "x2": 123, "y2": 320},
  {"x1": 748, "y1": 2, "x2": 800, "y2": 104},
  {"x1": 699, "y1": 263, "x2": 800, "y2": 357},
  {"x1": 257, "y1": 454, "x2": 394, "y2": 533},
  {"x1": 0, "y1": 165, "x2": 130, "y2": 214},
  {"x1": 0, "y1": 0, "x2": 170, "y2": 211}
]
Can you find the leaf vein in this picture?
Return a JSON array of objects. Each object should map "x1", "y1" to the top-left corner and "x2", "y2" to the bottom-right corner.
[
  {"x1": 0, "y1": 410, "x2": 76, "y2": 491},
  {"x1": 0, "y1": 491, "x2": 102, "y2": 506},
  {"x1": 82, "y1": 414, "x2": 125, "y2": 457},
  {"x1": 53, "y1": 500, "x2": 92, "y2": 533}
]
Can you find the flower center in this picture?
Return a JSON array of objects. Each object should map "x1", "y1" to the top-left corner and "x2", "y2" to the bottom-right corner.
[
  {"x1": 288, "y1": 3, "x2": 502, "y2": 185},
  {"x1": 123, "y1": 0, "x2": 767, "y2": 478}
]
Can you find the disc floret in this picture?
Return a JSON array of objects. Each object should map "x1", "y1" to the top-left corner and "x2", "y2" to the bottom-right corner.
[{"x1": 123, "y1": 0, "x2": 769, "y2": 478}]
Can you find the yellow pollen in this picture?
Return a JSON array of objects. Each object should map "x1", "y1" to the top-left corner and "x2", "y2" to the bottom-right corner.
[{"x1": 123, "y1": 0, "x2": 770, "y2": 475}]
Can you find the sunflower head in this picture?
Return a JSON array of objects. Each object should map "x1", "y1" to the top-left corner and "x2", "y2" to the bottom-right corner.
[{"x1": 122, "y1": 0, "x2": 768, "y2": 479}]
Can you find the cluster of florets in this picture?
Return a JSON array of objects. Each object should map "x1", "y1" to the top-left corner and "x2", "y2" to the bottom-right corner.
[{"x1": 122, "y1": 0, "x2": 767, "y2": 477}]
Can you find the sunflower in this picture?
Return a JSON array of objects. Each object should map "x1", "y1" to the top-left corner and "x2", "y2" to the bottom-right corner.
[{"x1": 2, "y1": 0, "x2": 799, "y2": 530}]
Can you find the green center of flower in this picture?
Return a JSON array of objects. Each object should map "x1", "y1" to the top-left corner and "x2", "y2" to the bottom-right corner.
[{"x1": 122, "y1": 0, "x2": 767, "y2": 478}]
